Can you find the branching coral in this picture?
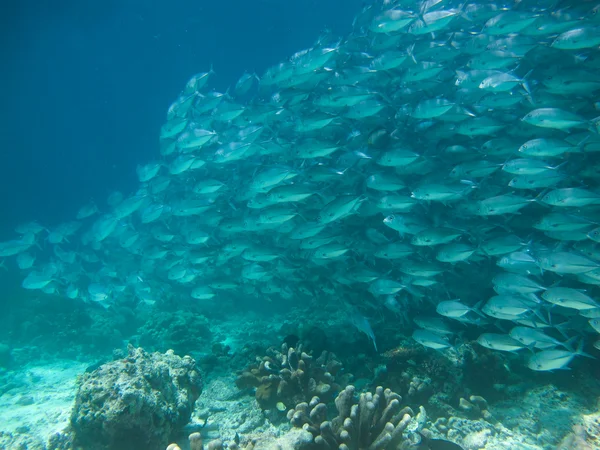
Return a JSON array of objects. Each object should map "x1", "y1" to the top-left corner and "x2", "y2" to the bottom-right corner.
[
  {"x1": 287, "y1": 385, "x2": 419, "y2": 450},
  {"x1": 236, "y1": 342, "x2": 351, "y2": 410}
]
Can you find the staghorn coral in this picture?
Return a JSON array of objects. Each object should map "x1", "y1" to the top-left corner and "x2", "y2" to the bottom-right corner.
[
  {"x1": 236, "y1": 342, "x2": 351, "y2": 410},
  {"x1": 70, "y1": 345, "x2": 202, "y2": 450},
  {"x1": 287, "y1": 385, "x2": 420, "y2": 450}
]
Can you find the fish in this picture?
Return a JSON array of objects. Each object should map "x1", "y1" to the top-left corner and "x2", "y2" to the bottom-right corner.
[
  {"x1": 2, "y1": 0, "x2": 600, "y2": 374},
  {"x1": 538, "y1": 251, "x2": 600, "y2": 274},
  {"x1": 413, "y1": 316, "x2": 454, "y2": 336},
  {"x1": 540, "y1": 188, "x2": 600, "y2": 208},
  {"x1": 0, "y1": 237, "x2": 35, "y2": 257},
  {"x1": 16, "y1": 252, "x2": 36, "y2": 270},
  {"x1": 496, "y1": 252, "x2": 538, "y2": 275},
  {"x1": 412, "y1": 329, "x2": 452, "y2": 350},
  {"x1": 483, "y1": 295, "x2": 539, "y2": 318},
  {"x1": 541, "y1": 287, "x2": 599, "y2": 310},
  {"x1": 527, "y1": 341, "x2": 592, "y2": 371},
  {"x1": 477, "y1": 333, "x2": 526, "y2": 352},
  {"x1": 436, "y1": 243, "x2": 475, "y2": 263},
  {"x1": 22, "y1": 271, "x2": 54, "y2": 290},
  {"x1": 411, "y1": 228, "x2": 462, "y2": 246},
  {"x1": 436, "y1": 300, "x2": 482, "y2": 319},
  {"x1": 551, "y1": 26, "x2": 600, "y2": 50},
  {"x1": 510, "y1": 326, "x2": 574, "y2": 351},
  {"x1": 521, "y1": 108, "x2": 591, "y2": 131},
  {"x1": 76, "y1": 201, "x2": 100, "y2": 220},
  {"x1": 351, "y1": 311, "x2": 378, "y2": 351}
]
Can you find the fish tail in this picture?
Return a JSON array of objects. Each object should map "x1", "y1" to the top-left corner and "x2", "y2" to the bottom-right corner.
[
  {"x1": 561, "y1": 336, "x2": 578, "y2": 352},
  {"x1": 471, "y1": 299, "x2": 487, "y2": 318},
  {"x1": 531, "y1": 306, "x2": 548, "y2": 324},
  {"x1": 590, "y1": 115, "x2": 600, "y2": 135},
  {"x1": 575, "y1": 338, "x2": 596, "y2": 359},
  {"x1": 407, "y1": 43, "x2": 418, "y2": 64},
  {"x1": 533, "y1": 188, "x2": 551, "y2": 206}
]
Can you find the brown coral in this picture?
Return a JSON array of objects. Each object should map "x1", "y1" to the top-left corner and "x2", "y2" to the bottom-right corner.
[{"x1": 236, "y1": 342, "x2": 351, "y2": 410}]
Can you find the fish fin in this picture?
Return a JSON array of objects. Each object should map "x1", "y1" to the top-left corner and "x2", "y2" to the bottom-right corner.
[
  {"x1": 471, "y1": 299, "x2": 487, "y2": 318},
  {"x1": 561, "y1": 336, "x2": 578, "y2": 352},
  {"x1": 533, "y1": 188, "x2": 551, "y2": 206},
  {"x1": 525, "y1": 292, "x2": 543, "y2": 304},
  {"x1": 553, "y1": 320, "x2": 571, "y2": 339},
  {"x1": 589, "y1": 116, "x2": 600, "y2": 134},
  {"x1": 0, "y1": 260, "x2": 7, "y2": 271},
  {"x1": 552, "y1": 160, "x2": 569, "y2": 171},
  {"x1": 521, "y1": 69, "x2": 534, "y2": 96},
  {"x1": 525, "y1": 342, "x2": 537, "y2": 354},
  {"x1": 227, "y1": 198, "x2": 238, "y2": 212},
  {"x1": 493, "y1": 321, "x2": 509, "y2": 333},
  {"x1": 406, "y1": 43, "x2": 418, "y2": 64},
  {"x1": 531, "y1": 306, "x2": 548, "y2": 324}
]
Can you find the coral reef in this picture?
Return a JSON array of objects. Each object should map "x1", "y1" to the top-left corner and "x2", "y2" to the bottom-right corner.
[
  {"x1": 2, "y1": 309, "x2": 599, "y2": 450},
  {"x1": 1, "y1": 293, "x2": 129, "y2": 359},
  {"x1": 286, "y1": 385, "x2": 421, "y2": 449},
  {"x1": 378, "y1": 339, "x2": 527, "y2": 421},
  {"x1": 194, "y1": 375, "x2": 273, "y2": 438},
  {"x1": 137, "y1": 310, "x2": 212, "y2": 357},
  {"x1": 70, "y1": 345, "x2": 202, "y2": 450},
  {"x1": 236, "y1": 342, "x2": 351, "y2": 411},
  {"x1": 427, "y1": 415, "x2": 544, "y2": 450},
  {"x1": 556, "y1": 402, "x2": 600, "y2": 449},
  {"x1": 166, "y1": 431, "x2": 255, "y2": 450}
]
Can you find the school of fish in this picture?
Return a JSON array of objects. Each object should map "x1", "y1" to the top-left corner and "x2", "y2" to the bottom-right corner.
[{"x1": 2, "y1": 0, "x2": 600, "y2": 372}]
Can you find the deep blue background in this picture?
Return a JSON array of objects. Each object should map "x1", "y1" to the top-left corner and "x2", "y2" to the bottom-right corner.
[{"x1": 0, "y1": 0, "x2": 365, "y2": 238}]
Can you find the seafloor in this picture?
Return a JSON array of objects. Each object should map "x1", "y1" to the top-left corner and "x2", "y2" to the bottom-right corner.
[{"x1": 1, "y1": 295, "x2": 600, "y2": 450}]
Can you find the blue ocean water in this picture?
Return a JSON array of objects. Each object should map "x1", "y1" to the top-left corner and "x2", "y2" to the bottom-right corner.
[
  {"x1": 0, "y1": 0, "x2": 363, "y2": 236},
  {"x1": 2, "y1": 0, "x2": 600, "y2": 449}
]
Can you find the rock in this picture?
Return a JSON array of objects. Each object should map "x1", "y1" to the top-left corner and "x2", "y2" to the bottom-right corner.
[
  {"x1": 266, "y1": 427, "x2": 313, "y2": 450},
  {"x1": 557, "y1": 424, "x2": 593, "y2": 450},
  {"x1": 462, "y1": 429, "x2": 492, "y2": 450},
  {"x1": 70, "y1": 346, "x2": 202, "y2": 450}
]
